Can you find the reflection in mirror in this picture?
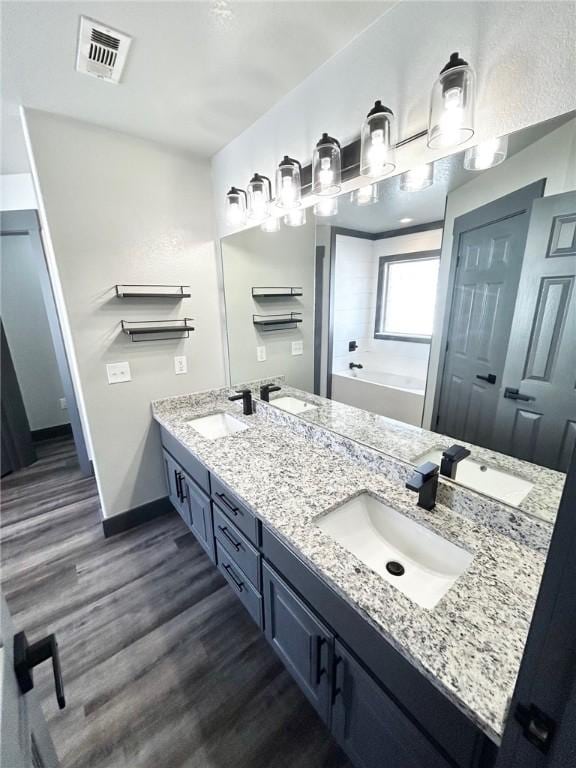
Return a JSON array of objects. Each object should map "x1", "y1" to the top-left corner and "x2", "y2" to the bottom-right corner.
[{"x1": 220, "y1": 111, "x2": 576, "y2": 523}]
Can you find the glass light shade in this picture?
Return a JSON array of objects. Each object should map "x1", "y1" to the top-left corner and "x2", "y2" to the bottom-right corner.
[
  {"x1": 261, "y1": 216, "x2": 281, "y2": 233},
  {"x1": 400, "y1": 164, "x2": 434, "y2": 192},
  {"x1": 284, "y1": 208, "x2": 306, "y2": 227},
  {"x1": 428, "y1": 52, "x2": 475, "y2": 150},
  {"x1": 313, "y1": 197, "x2": 338, "y2": 217},
  {"x1": 275, "y1": 156, "x2": 301, "y2": 210},
  {"x1": 463, "y1": 135, "x2": 509, "y2": 170},
  {"x1": 225, "y1": 187, "x2": 246, "y2": 227},
  {"x1": 247, "y1": 173, "x2": 272, "y2": 219},
  {"x1": 312, "y1": 133, "x2": 341, "y2": 195},
  {"x1": 351, "y1": 183, "x2": 379, "y2": 207},
  {"x1": 360, "y1": 101, "x2": 396, "y2": 178}
]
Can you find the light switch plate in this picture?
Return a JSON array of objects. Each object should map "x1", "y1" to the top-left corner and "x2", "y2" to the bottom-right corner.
[
  {"x1": 174, "y1": 355, "x2": 187, "y2": 375},
  {"x1": 256, "y1": 346, "x2": 266, "y2": 362},
  {"x1": 106, "y1": 361, "x2": 131, "y2": 384},
  {"x1": 291, "y1": 340, "x2": 303, "y2": 356}
]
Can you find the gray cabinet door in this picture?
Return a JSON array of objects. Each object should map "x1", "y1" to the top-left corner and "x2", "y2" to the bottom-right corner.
[
  {"x1": 162, "y1": 449, "x2": 188, "y2": 523},
  {"x1": 262, "y1": 562, "x2": 332, "y2": 723},
  {"x1": 332, "y1": 640, "x2": 452, "y2": 768},
  {"x1": 183, "y1": 475, "x2": 214, "y2": 561}
]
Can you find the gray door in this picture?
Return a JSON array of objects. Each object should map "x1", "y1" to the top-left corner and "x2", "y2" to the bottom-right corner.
[{"x1": 494, "y1": 192, "x2": 576, "y2": 471}]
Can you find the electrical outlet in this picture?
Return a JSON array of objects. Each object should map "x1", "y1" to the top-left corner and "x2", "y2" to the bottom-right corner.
[
  {"x1": 174, "y1": 355, "x2": 187, "y2": 375},
  {"x1": 256, "y1": 346, "x2": 266, "y2": 362},
  {"x1": 291, "y1": 340, "x2": 303, "y2": 356},
  {"x1": 106, "y1": 361, "x2": 131, "y2": 384},
  {"x1": 59, "y1": 397, "x2": 67, "y2": 410}
]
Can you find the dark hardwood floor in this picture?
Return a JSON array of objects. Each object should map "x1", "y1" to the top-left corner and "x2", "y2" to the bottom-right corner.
[{"x1": 1, "y1": 437, "x2": 350, "y2": 768}]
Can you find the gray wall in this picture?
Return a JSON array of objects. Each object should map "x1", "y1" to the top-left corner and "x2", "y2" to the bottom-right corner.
[
  {"x1": 1, "y1": 233, "x2": 67, "y2": 430},
  {"x1": 222, "y1": 218, "x2": 316, "y2": 391}
]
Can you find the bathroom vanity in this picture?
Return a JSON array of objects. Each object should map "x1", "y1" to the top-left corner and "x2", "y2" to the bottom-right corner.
[{"x1": 152, "y1": 386, "x2": 552, "y2": 768}]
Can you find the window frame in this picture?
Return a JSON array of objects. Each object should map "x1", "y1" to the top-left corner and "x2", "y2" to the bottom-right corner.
[{"x1": 373, "y1": 249, "x2": 441, "y2": 344}]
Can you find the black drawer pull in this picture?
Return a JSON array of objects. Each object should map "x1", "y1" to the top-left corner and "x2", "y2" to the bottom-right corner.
[
  {"x1": 223, "y1": 563, "x2": 244, "y2": 592},
  {"x1": 14, "y1": 631, "x2": 66, "y2": 710},
  {"x1": 174, "y1": 469, "x2": 182, "y2": 501},
  {"x1": 177, "y1": 472, "x2": 187, "y2": 501},
  {"x1": 216, "y1": 492, "x2": 241, "y2": 516},
  {"x1": 476, "y1": 373, "x2": 496, "y2": 384},
  {"x1": 218, "y1": 525, "x2": 241, "y2": 551},
  {"x1": 504, "y1": 387, "x2": 535, "y2": 402}
]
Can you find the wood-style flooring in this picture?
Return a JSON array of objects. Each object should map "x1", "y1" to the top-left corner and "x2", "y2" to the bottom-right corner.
[{"x1": 1, "y1": 437, "x2": 350, "y2": 768}]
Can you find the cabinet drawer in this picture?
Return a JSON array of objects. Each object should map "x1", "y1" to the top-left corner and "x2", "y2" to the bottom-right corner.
[
  {"x1": 160, "y1": 428, "x2": 210, "y2": 494},
  {"x1": 213, "y1": 505, "x2": 260, "y2": 589},
  {"x1": 210, "y1": 475, "x2": 259, "y2": 545},
  {"x1": 215, "y1": 541, "x2": 263, "y2": 628}
]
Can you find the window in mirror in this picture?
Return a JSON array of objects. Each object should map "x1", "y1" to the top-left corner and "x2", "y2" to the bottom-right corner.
[{"x1": 375, "y1": 252, "x2": 440, "y2": 342}]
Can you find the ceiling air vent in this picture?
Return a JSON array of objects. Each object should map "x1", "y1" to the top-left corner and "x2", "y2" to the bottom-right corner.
[{"x1": 76, "y1": 16, "x2": 132, "y2": 84}]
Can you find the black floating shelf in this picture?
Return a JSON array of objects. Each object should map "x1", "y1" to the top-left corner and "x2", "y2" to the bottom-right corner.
[
  {"x1": 253, "y1": 313, "x2": 303, "y2": 331},
  {"x1": 252, "y1": 287, "x2": 303, "y2": 298},
  {"x1": 121, "y1": 318, "x2": 195, "y2": 342},
  {"x1": 115, "y1": 284, "x2": 191, "y2": 299}
]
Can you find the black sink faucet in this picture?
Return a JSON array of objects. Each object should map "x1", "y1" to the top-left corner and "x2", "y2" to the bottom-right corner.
[
  {"x1": 349, "y1": 362, "x2": 363, "y2": 370},
  {"x1": 440, "y1": 444, "x2": 471, "y2": 479},
  {"x1": 228, "y1": 389, "x2": 253, "y2": 416},
  {"x1": 406, "y1": 462, "x2": 439, "y2": 511},
  {"x1": 260, "y1": 383, "x2": 281, "y2": 402}
]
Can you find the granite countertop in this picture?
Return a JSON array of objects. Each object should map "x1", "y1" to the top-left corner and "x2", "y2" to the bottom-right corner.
[
  {"x1": 265, "y1": 384, "x2": 564, "y2": 524},
  {"x1": 152, "y1": 386, "x2": 550, "y2": 745}
]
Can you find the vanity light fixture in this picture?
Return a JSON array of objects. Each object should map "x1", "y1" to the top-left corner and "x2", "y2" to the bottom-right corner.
[
  {"x1": 360, "y1": 101, "x2": 396, "y2": 178},
  {"x1": 275, "y1": 156, "x2": 302, "y2": 210},
  {"x1": 261, "y1": 216, "x2": 281, "y2": 233},
  {"x1": 313, "y1": 196, "x2": 338, "y2": 217},
  {"x1": 428, "y1": 52, "x2": 475, "y2": 150},
  {"x1": 351, "y1": 183, "x2": 380, "y2": 207},
  {"x1": 312, "y1": 133, "x2": 342, "y2": 196},
  {"x1": 225, "y1": 186, "x2": 247, "y2": 226},
  {"x1": 247, "y1": 172, "x2": 273, "y2": 220},
  {"x1": 463, "y1": 135, "x2": 509, "y2": 170},
  {"x1": 284, "y1": 208, "x2": 306, "y2": 227},
  {"x1": 400, "y1": 164, "x2": 434, "y2": 192}
]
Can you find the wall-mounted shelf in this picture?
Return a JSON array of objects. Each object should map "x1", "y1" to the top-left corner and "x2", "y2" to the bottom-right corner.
[
  {"x1": 252, "y1": 287, "x2": 303, "y2": 298},
  {"x1": 115, "y1": 284, "x2": 191, "y2": 299},
  {"x1": 121, "y1": 318, "x2": 195, "y2": 342},
  {"x1": 253, "y1": 313, "x2": 302, "y2": 331}
]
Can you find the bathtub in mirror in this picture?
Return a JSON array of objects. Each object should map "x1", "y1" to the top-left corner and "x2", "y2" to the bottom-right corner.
[{"x1": 220, "y1": 111, "x2": 576, "y2": 524}]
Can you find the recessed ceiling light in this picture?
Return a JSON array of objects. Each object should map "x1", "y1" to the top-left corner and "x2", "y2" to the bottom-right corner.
[{"x1": 400, "y1": 217, "x2": 413, "y2": 224}]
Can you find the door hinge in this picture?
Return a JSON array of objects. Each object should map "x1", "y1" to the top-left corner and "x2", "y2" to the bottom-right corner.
[{"x1": 514, "y1": 702, "x2": 555, "y2": 753}]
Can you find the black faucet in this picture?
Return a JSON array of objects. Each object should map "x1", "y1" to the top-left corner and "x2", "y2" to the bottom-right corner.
[
  {"x1": 260, "y1": 383, "x2": 281, "y2": 402},
  {"x1": 228, "y1": 389, "x2": 253, "y2": 416},
  {"x1": 349, "y1": 362, "x2": 363, "y2": 370},
  {"x1": 406, "y1": 462, "x2": 439, "y2": 511},
  {"x1": 440, "y1": 444, "x2": 471, "y2": 479}
]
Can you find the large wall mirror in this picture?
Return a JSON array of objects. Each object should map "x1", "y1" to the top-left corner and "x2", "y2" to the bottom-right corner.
[{"x1": 220, "y1": 111, "x2": 576, "y2": 523}]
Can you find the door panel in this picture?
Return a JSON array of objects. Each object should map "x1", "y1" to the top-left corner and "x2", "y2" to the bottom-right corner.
[
  {"x1": 162, "y1": 449, "x2": 187, "y2": 522},
  {"x1": 183, "y1": 474, "x2": 214, "y2": 561}
]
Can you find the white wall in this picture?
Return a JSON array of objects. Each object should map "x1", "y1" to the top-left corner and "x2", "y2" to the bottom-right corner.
[
  {"x1": 24, "y1": 109, "x2": 226, "y2": 518},
  {"x1": 212, "y1": 1, "x2": 576, "y2": 237},
  {"x1": 423, "y1": 117, "x2": 576, "y2": 427},
  {"x1": 0, "y1": 173, "x2": 37, "y2": 211},
  {"x1": 222, "y1": 217, "x2": 315, "y2": 391},
  {"x1": 1, "y1": 234, "x2": 67, "y2": 430}
]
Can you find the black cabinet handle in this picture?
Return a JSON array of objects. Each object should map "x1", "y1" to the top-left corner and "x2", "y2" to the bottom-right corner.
[
  {"x1": 177, "y1": 472, "x2": 187, "y2": 501},
  {"x1": 217, "y1": 525, "x2": 241, "y2": 551},
  {"x1": 504, "y1": 387, "x2": 535, "y2": 402},
  {"x1": 174, "y1": 470, "x2": 182, "y2": 501},
  {"x1": 223, "y1": 563, "x2": 244, "y2": 592},
  {"x1": 216, "y1": 492, "x2": 241, "y2": 516},
  {"x1": 14, "y1": 631, "x2": 66, "y2": 710},
  {"x1": 311, "y1": 636, "x2": 327, "y2": 685},
  {"x1": 476, "y1": 373, "x2": 497, "y2": 384},
  {"x1": 332, "y1": 655, "x2": 344, "y2": 704}
]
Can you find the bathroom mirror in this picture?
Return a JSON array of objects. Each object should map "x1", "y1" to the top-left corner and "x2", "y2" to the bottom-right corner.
[{"x1": 220, "y1": 111, "x2": 576, "y2": 523}]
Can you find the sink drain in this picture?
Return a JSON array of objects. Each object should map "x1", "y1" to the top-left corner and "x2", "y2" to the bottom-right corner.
[{"x1": 386, "y1": 561, "x2": 405, "y2": 576}]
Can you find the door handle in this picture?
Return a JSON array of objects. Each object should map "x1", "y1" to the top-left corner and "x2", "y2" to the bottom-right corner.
[
  {"x1": 504, "y1": 387, "x2": 535, "y2": 402},
  {"x1": 311, "y1": 636, "x2": 327, "y2": 685},
  {"x1": 14, "y1": 631, "x2": 66, "y2": 710},
  {"x1": 177, "y1": 472, "x2": 187, "y2": 501},
  {"x1": 476, "y1": 373, "x2": 497, "y2": 384},
  {"x1": 174, "y1": 469, "x2": 182, "y2": 501}
]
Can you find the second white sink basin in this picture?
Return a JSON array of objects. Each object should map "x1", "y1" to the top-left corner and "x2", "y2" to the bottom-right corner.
[
  {"x1": 187, "y1": 412, "x2": 248, "y2": 440},
  {"x1": 270, "y1": 396, "x2": 318, "y2": 415},
  {"x1": 316, "y1": 493, "x2": 473, "y2": 609},
  {"x1": 413, "y1": 448, "x2": 533, "y2": 506}
]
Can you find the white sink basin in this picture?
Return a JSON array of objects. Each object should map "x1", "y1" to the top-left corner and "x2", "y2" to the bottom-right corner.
[
  {"x1": 413, "y1": 449, "x2": 533, "y2": 506},
  {"x1": 270, "y1": 396, "x2": 318, "y2": 415},
  {"x1": 187, "y1": 412, "x2": 249, "y2": 440},
  {"x1": 316, "y1": 493, "x2": 473, "y2": 609}
]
